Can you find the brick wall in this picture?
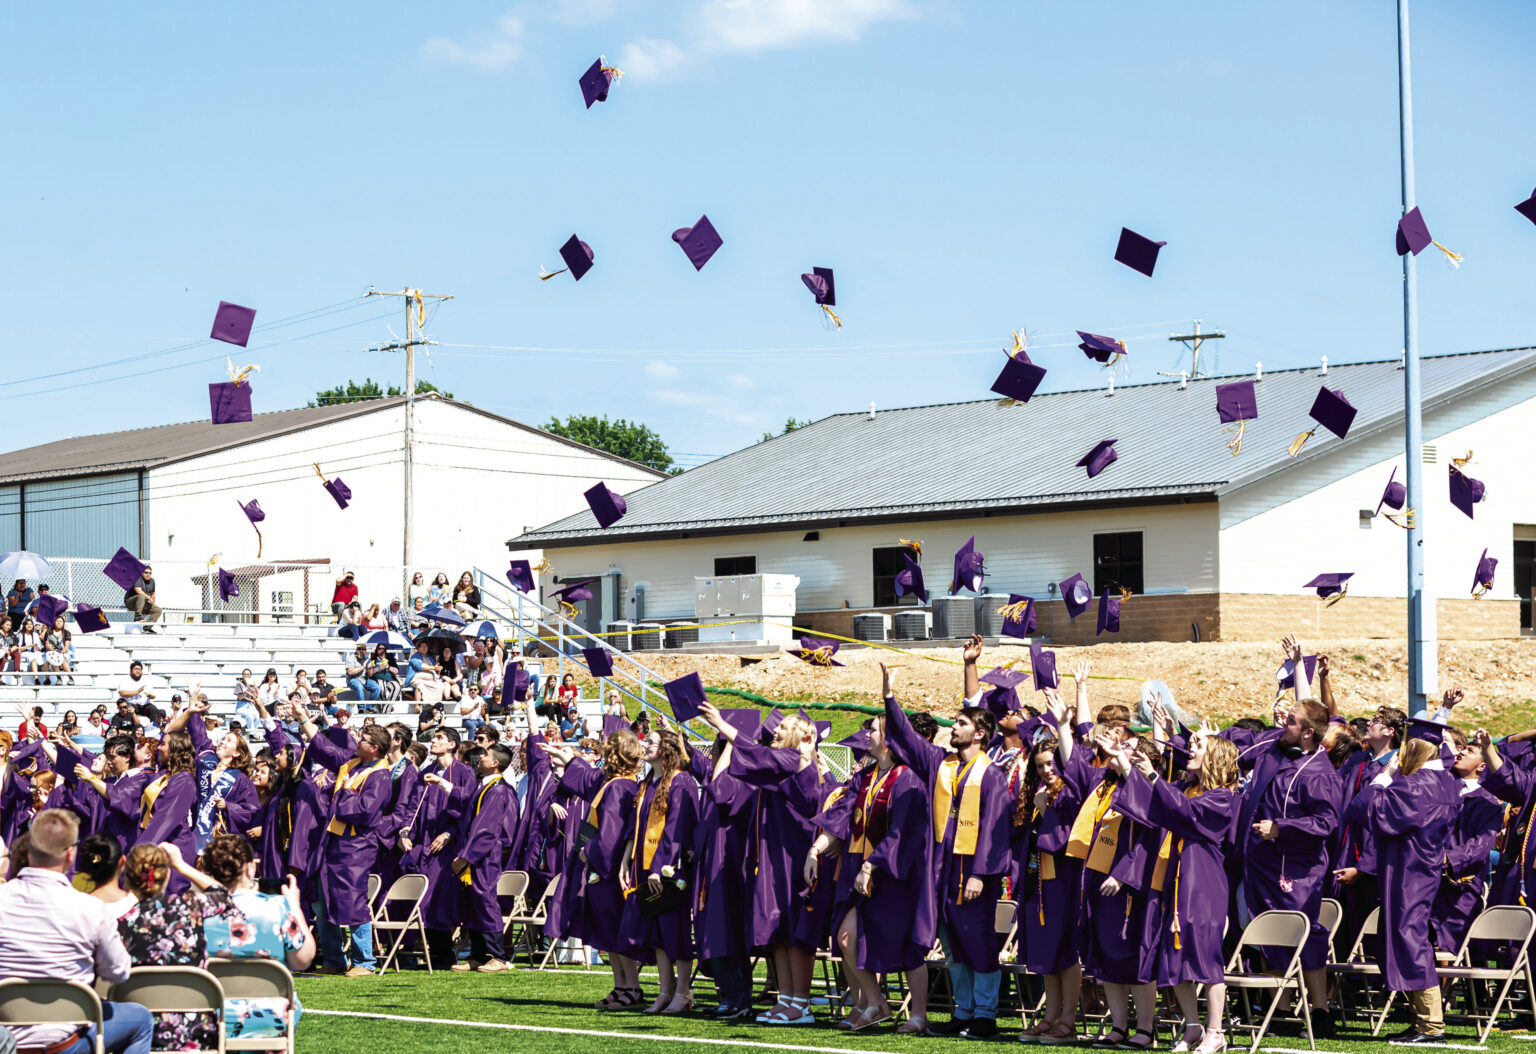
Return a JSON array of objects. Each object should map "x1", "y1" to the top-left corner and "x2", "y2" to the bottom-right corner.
[{"x1": 1217, "y1": 594, "x2": 1519, "y2": 641}]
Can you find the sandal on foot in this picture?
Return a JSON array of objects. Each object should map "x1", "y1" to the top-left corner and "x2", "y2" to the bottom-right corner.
[
  {"x1": 594, "y1": 989, "x2": 622, "y2": 1010},
  {"x1": 660, "y1": 992, "x2": 693, "y2": 1016},
  {"x1": 644, "y1": 991, "x2": 675, "y2": 1015},
  {"x1": 1117, "y1": 1029, "x2": 1157, "y2": 1051},
  {"x1": 896, "y1": 1018, "x2": 928, "y2": 1035},
  {"x1": 1040, "y1": 1023, "x2": 1079, "y2": 1045},
  {"x1": 1092, "y1": 1028, "x2": 1129, "y2": 1049},
  {"x1": 838, "y1": 1008, "x2": 869, "y2": 1031}
]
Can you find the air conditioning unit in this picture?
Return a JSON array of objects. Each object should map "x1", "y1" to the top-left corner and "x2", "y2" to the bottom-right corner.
[
  {"x1": 605, "y1": 622, "x2": 635, "y2": 652},
  {"x1": 891, "y1": 610, "x2": 931, "y2": 642},
  {"x1": 633, "y1": 623, "x2": 665, "y2": 651},
  {"x1": 666, "y1": 625, "x2": 699, "y2": 648},
  {"x1": 852, "y1": 613, "x2": 891, "y2": 642},
  {"x1": 973, "y1": 594, "x2": 1009, "y2": 636},
  {"x1": 930, "y1": 596, "x2": 975, "y2": 639}
]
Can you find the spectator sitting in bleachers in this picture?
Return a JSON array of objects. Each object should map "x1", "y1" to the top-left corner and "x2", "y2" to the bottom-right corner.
[
  {"x1": 58, "y1": 710, "x2": 79, "y2": 739},
  {"x1": 438, "y1": 646, "x2": 463, "y2": 702},
  {"x1": 254, "y1": 667, "x2": 283, "y2": 714},
  {"x1": 364, "y1": 644, "x2": 399, "y2": 707},
  {"x1": 336, "y1": 602, "x2": 365, "y2": 641},
  {"x1": 385, "y1": 598, "x2": 411, "y2": 636},
  {"x1": 362, "y1": 604, "x2": 386, "y2": 633},
  {"x1": 427, "y1": 572, "x2": 450, "y2": 606},
  {"x1": 109, "y1": 699, "x2": 141, "y2": 735},
  {"x1": 17, "y1": 616, "x2": 42, "y2": 678},
  {"x1": 604, "y1": 689, "x2": 626, "y2": 717},
  {"x1": 16, "y1": 705, "x2": 46, "y2": 741},
  {"x1": 407, "y1": 571, "x2": 429, "y2": 609},
  {"x1": 43, "y1": 613, "x2": 74, "y2": 685},
  {"x1": 88, "y1": 704, "x2": 110, "y2": 737},
  {"x1": 0, "y1": 616, "x2": 17, "y2": 684},
  {"x1": 408, "y1": 596, "x2": 429, "y2": 629},
  {"x1": 344, "y1": 643, "x2": 376, "y2": 707},
  {"x1": 330, "y1": 571, "x2": 358, "y2": 621},
  {"x1": 451, "y1": 571, "x2": 481, "y2": 618},
  {"x1": 124, "y1": 564, "x2": 160, "y2": 632},
  {"x1": 5, "y1": 580, "x2": 34, "y2": 632},
  {"x1": 416, "y1": 702, "x2": 445, "y2": 741},
  {"x1": 311, "y1": 670, "x2": 339, "y2": 713},
  {"x1": 233, "y1": 674, "x2": 262, "y2": 732},
  {"x1": 403, "y1": 640, "x2": 445, "y2": 704},
  {"x1": 116, "y1": 661, "x2": 162, "y2": 725}
]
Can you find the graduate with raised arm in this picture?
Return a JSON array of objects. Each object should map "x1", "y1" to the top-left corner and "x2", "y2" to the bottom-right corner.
[
  {"x1": 804, "y1": 705, "x2": 935, "y2": 1035},
  {"x1": 1432, "y1": 727, "x2": 1504, "y2": 953},
  {"x1": 1367, "y1": 737, "x2": 1458, "y2": 1043},
  {"x1": 1110, "y1": 704, "x2": 1242, "y2": 1054},
  {"x1": 374, "y1": 722, "x2": 425, "y2": 895},
  {"x1": 881, "y1": 662, "x2": 1011, "y2": 1039},
  {"x1": 405, "y1": 727, "x2": 476, "y2": 971},
  {"x1": 692, "y1": 712, "x2": 759, "y2": 1022},
  {"x1": 265, "y1": 698, "x2": 352, "y2": 910},
  {"x1": 449, "y1": 742, "x2": 519, "y2": 973},
  {"x1": 72, "y1": 734, "x2": 151, "y2": 850},
  {"x1": 617, "y1": 724, "x2": 700, "y2": 1015},
  {"x1": 167, "y1": 690, "x2": 259, "y2": 851},
  {"x1": 543, "y1": 731, "x2": 644, "y2": 1010},
  {"x1": 136, "y1": 730, "x2": 199, "y2": 892},
  {"x1": 699, "y1": 701, "x2": 828, "y2": 1027}
]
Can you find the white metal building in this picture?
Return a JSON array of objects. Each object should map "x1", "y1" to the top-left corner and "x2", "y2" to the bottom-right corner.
[{"x1": 510, "y1": 349, "x2": 1536, "y2": 646}]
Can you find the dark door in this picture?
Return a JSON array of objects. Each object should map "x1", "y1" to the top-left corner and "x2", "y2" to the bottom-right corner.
[{"x1": 1515, "y1": 539, "x2": 1535, "y2": 630}]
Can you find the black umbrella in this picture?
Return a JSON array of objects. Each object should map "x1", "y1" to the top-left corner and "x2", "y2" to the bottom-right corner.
[{"x1": 414, "y1": 628, "x2": 467, "y2": 655}]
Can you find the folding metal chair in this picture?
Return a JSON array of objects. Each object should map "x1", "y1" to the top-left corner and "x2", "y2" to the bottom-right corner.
[
  {"x1": 369, "y1": 873, "x2": 431, "y2": 973},
  {"x1": 366, "y1": 873, "x2": 382, "y2": 913},
  {"x1": 497, "y1": 870, "x2": 531, "y2": 939},
  {"x1": 1327, "y1": 905, "x2": 1385, "y2": 1024},
  {"x1": 110, "y1": 966, "x2": 226, "y2": 1053},
  {"x1": 208, "y1": 959, "x2": 296, "y2": 1054},
  {"x1": 0, "y1": 979, "x2": 105, "y2": 1054},
  {"x1": 1222, "y1": 909, "x2": 1314, "y2": 1053},
  {"x1": 1434, "y1": 903, "x2": 1536, "y2": 1042}
]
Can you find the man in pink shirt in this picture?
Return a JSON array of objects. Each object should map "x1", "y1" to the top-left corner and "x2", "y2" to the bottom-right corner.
[{"x1": 0, "y1": 809, "x2": 151, "y2": 1054}]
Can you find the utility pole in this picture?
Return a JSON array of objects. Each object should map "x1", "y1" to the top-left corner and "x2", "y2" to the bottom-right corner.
[
  {"x1": 364, "y1": 287, "x2": 454, "y2": 586},
  {"x1": 1167, "y1": 320, "x2": 1225, "y2": 377},
  {"x1": 1397, "y1": 0, "x2": 1435, "y2": 716}
]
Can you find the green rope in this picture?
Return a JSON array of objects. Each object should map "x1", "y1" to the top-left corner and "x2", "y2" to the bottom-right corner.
[{"x1": 642, "y1": 680, "x2": 956, "y2": 727}]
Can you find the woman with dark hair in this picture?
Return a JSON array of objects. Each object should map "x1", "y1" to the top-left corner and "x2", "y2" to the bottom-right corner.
[
  {"x1": 246, "y1": 750, "x2": 297, "y2": 894},
  {"x1": 43, "y1": 616, "x2": 72, "y2": 685},
  {"x1": 168, "y1": 693, "x2": 259, "y2": 853},
  {"x1": 428, "y1": 572, "x2": 450, "y2": 606},
  {"x1": 439, "y1": 646, "x2": 463, "y2": 702},
  {"x1": 138, "y1": 731, "x2": 200, "y2": 892},
  {"x1": 78, "y1": 832, "x2": 136, "y2": 918},
  {"x1": 57, "y1": 709, "x2": 79, "y2": 739},
  {"x1": 451, "y1": 571, "x2": 481, "y2": 618},
  {"x1": 366, "y1": 643, "x2": 398, "y2": 698}
]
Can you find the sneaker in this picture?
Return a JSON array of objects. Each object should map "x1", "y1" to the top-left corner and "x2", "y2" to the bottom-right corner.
[
  {"x1": 963, "y1": 1018, "x2": 999, "y2": 1040},
  {"x1": 476, "y1": 959, "x2": 509, "y2": 973},
  {"x1": 1391, "y1": 1032, "x2": 1448, "y2": 1046},
  {"x1": 344, "y1": 966, "x2": 375, "y2": 978},
  {"x1": 450, "y1": 962, "x2": 475, "y2": 972},
  {"x1": 929, "y1": 1018, "x2": 971, "y2": 1037}
]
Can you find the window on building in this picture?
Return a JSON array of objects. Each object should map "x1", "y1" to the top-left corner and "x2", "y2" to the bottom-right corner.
[
  {"x1": 872, "y1": 546, "x2": 915, "y2": 607},
  {"x1": 1093, "y1": 532, "x2": 1144, "y2": 596},
  {"x1": 1515, "y1": 539, "x2": 1535, "y2": 630},
  {"x1": 713, "y1": 555, "x2": 756, "y2": 576}
]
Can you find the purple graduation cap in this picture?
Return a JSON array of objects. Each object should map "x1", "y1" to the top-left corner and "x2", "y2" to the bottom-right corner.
[
  {"x1": 814, "y1": 720, "x2": 832, "y2": 742},
  {"x1": 760, "y1": 707, "x2": 785, "y2": 744},
  {"x1": 1096, "y1": 590, "x2": 1123, "y2": 636},
  {"x1": 1473, "y1": 548, "x2": 1498, "y2": 597},
  {"x1": 584, "y1": 482, "x2": 628, "y2": 529},
  {"x1": 981, "y1": 682, "x2": 1020, "y2": 720},
  {"x1": 664, "y1": 672, "x2": 707, "y2": 723},
  {"x1": 1216, "y1": 379, "x2": 1258, "y2": 455},
  {"x1": 1076, "y1": 331, "x2": 1126, "y2": 364},
  {"x1": 1276, "y1": 654, "x2": 1318, "y2": 691},
  {"x1": 73, "y1": 604, "x2": 110, "y2": 633},
  {"x1": 602, "y1": 714, "x2": 628, "y2": 738},
  {"x1": 801, "y1": 267, "x2": 835, "y2": 306},
  {"x1": 1405, "y1": 715, "x2": 1450, "y2": 745},
  {"x1": 579, "y1": 57, "x2": 620, "y2": 108},
  {"x1": 672, "y1": 215, "x2": 723, "y2": 271},
  {"x1": 1303, "y1": 572, "x2": 1353, "y2": 600},
  {"x1": 34, "y1": 593, "x2": 67, "y2": 628},
  {"x1": 1292, "y1": 387, "x2": 1356, "y2": 457},
  {"x1": 210, "y1": 301, "x2": 257, "y2": 347},
  {"x1": 1378, "y1": 467, "x2": 1406, "y2": 515},
  {"x1": 1517, "y1": 188, "x2": 1536, "y2": 227},
  {"x1": 216, "y1": 567, "x2": 240, "y2": 603},
  {"x1": 102, "y1": 547, "x2": 147, "y2": 591},
  {"x1": 1396, "y1": 207, "x2": 1434, "y2": 256},
  {"x1": 1077, "y1": 439, "x2": 1119, "y2": 479},
  {"x1": 1114, "y1": 227, "x2": 1165, "y2": 277},
  {"x1": 894, "y1": 553, "x2": 929, "y2": 604},
  {"x1": 980, "y1": 665, "x2": 1029, "y2": 691},
  {"x1": 507, "y1": 560, "x2": 535, "y2": 594},
  {"x1": 583, "y1": 646, "x2": 615, "y2": 677},
  {"x1": 1449, "y1": 460, "x2": 1487, "y2": 520},
  {"x1": 999, "y1": 594, "x2": 1036, "y2": 639},
  {"x1": 950, "y1": 536, "x2": 985, "y2": 594},
  {"x1": 836, "y1": 727, "x2": 873, "y2": 759},
  {"x1": 989, "y1": 351, "x2": 1047, "y2": 404},
  {"x1": 719, "y1": 708, "x2": 763, "y2": 743},
  {"x1": 552, "y1": 235, "x2": 595, "y2": 281},
  {"x1": 238, "y1": 498, "x2": 265, "y2": 557},
  {"x1": 787, "y1": 636, "x2": 843, "y2": 667},
  {"x1": 209, "y1": 378, "x2": 253, "y2": 425},
  {"x1": 551, "y1": 579, "x2": 595, "y2": 605},
  {"x1": 314, "y1": 464, "x2": 350, "y2": 509},
  {"x1": 1059, "y1": 573, "x2": 1092, "y2": 620},
  {"x1": 1029, "y1": 641, "x2": 1059, "y2": 691},
  {"x1": 504, "y1": 663, "x2": 530, "y2": 702}
]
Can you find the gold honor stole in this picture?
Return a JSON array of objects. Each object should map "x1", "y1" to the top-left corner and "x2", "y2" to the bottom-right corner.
[
  {"x1": 1064, "y1": 778, "x2": 1124, "y2": 874},
  {"x1": 139, "y1": 773, "x2": 171, "y2": 830},
  {"x1": 588, "y1": 774, "x2": 637, "y2": 828},
  {"x1": 932, "y1": 752, "x2": 992, "y2": 856},
  {"x1": 633, "y1": 780, "x2": 670, "y2": 873},
  {"x1": 849, "y1": 768, "x2": 900, "y2": 856},
  {"x1": 325, "y1": 759, "x2": 388, "y2": 836},
  {"x1": 1149, "y1": 785, "x2": 1202, "y2": 948},
  {"x1": 460, "y1": 776, "x2": 504, "y2": 885}
]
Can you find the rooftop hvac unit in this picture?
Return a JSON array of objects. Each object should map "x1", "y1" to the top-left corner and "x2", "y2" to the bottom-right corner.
[
  {"x1": 930, "y1": 596, "x2": 975, "y2": 639},
  {"x1": 852, "y1": 613, "x2": 891, "y2": 642},
  {"x1": 891, "y1": 610, "x2": 931, "y2": 642},
  {"x1": 633, "y1": 623, "x2": 665, "y2": 651},
  {"x1": 973, "y1": 594, "x2": 1009, "y2": 637},
  {"x1": 604, "y1": 622, "x2": 635, "y2": 651},
  {"x1": 666, "y1": 625, "x2": 699, "y2": 648}
]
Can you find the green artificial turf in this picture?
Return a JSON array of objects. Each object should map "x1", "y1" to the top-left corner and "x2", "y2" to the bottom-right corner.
[{"x1": 294, "y1": 966, "x2": 1533, "y2": 1054}]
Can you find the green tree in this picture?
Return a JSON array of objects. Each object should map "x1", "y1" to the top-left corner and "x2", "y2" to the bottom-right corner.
[
  {"x1": 543, "y1": 414, "x2": 675, "y2": 473},
  {"x1": 310, "y1": 378, "x2": 453, "y2": 406},
  {"x1": 761, "y1": 416, "x2": 811, "y2": 443}
]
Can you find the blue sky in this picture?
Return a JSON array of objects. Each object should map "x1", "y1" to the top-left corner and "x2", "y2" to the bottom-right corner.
[{"x1": 6, "y1": 1, "x2": 1535, "y2": 469}]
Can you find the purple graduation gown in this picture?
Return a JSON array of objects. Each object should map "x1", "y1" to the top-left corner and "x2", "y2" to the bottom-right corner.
[
  {"x1": 376, "y1": 759, "x2": 425, "y2": 893},
  {"x1": 186, "y1": 716, "x2": 259, "y2": 848},
  {"x1": 1115, "y1": 770, "x2": 1240, "y2": 986},
  {"x1": 100, "y1": 769, "x2": 155, "y2": 853},
  {"x1": 1432, "y1": 782, "x2": 1503, "y2": 953},
  {"x1": 1483, "y1": 759, "x2": 1536, "y2": 909},
  {"x1": 405, "y1": 757, "x2": 476, "y2": 930},
  {"x1": 883, "y1": 694, "x2": 1012, "y2": 972},
  {"x1": 138, "y1": 769, "x2": 198, "y2": 892},
  {"x1": 727, "y1": 740, "x2": 824, "y2": 953},
  {"x1": 693, "y1": 761, "x2": 755, "y2": 964},
  {"x1": 1023, "y1": 761, "x2": 1085, "y2": 975},
  {"x1": 617, "y1": 771, "x2": 700, "y2": 962},
  {"x1": 1068, "y1": 767, "x2": 1163, "y2": 986},
  {"x1": 456, "y1": 776, "x2": 519, "y2": 934},
  {"x1": 1367, "y1": 766, "x2": 1458, "y2": 991},
  {"x1": 545, "y1": 759, "x2": 637, "y2": 954},
  {"x1": 311, "y1": 750, "x2": 393, "y2": 928},
  {"x1": 1239, "y1": 745, "x2": 1342, "y2": 971}
]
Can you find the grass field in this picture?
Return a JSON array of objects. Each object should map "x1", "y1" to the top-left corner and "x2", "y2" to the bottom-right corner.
[{"x1": 293, "y1": 966, "x2": 1535, "y2": 1054}]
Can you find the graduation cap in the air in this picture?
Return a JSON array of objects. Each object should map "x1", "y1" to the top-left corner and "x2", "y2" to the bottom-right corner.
[
  {"x1": 1375, "y1": 466, "x2": 1413, "y2": 529},
  {"x1": 209, "y1": 359, "x2": 257, "y2": 425},
  {"x1": 950, "y1": 536, "x2": 985, "y2": 594},
  {"x1": 894, "y1": 552, "x2": 928, "y2": 604},
  {"x1": 583, "y1": 647, "x2": 614, "y2": 678},
  {"x1": 719, "y1": 708, "x2": 763, "y2": 743},
  {"x1": 1449, "y1": 454, "x2": 1487, "y2": 520},
  {"x1": 1115, "y1": 227, "x2": 1165, "y2": 277},
  {"x1": 1216, "y1": 379, "x2": 1258, "y2": 455},
  {"x1": 664, "y1": 672, "x2": 706, "y2": 723},
  {"x1": 1396, "y1": 206, "x2": 1463, "y2": 267},
  {"x1": 1059, "y1": 573, "x2": 1093, "y2": 620},
  {"x1": 673, "y1": 215, "x2": 723, "y2": 271},
  {"x1": 1290, "y1": 387, "x2": 1357, "y2": 457},
  {"x1": 787, "y1": 637, "x2": 843, "y2": 667},
  {"x1": 1029, "y1": 641, "x2": 1059, "y2": 690},
  {"x1": 1276, "y1": 654, "x2": 1318, "y2": 692},
  {"x1": 102, "y1": 548, "x2": 147, "y2": 592},
  {"x1": 503, "y1": 662, "x2": 530, "y2": 702},
  {"x1": 73, "y1": 604, "x2": 110, "y2": 633},
  {"x1": 998, "y1": 594, "x2": 1036, "y2": 638},
  {"x1": 1517, "y1": 188, "x2": 1536, "y2": 227},
  {"x1": 550, "y1": 579, "x2": 596, "y2": 618},
  {"x1": 216, "y1": 567, "x2": 240, "y2": 603},
  {"x1": 579, "y1": 56, "x2": 622, "y2": 108},
  {"x1": 210, "y1": 301, "x2": 257, "y2": 347},
  {"x1": 1096, "y1": 588, "x2": 1128, "y2": 636},
  {"x1": 542, "y1": 235, "x2": 595, "y2": 282},
  {"x1": 980, "y1": 664, "x2": 1028, "y2": 715},
  {"x1": 602, "y1": 714, "x2": 628, "y2": 738},
  {"x1": 1405, "y1": 714, "x2": 1452, "y2": 746},
  {"x1": 990, "y1": 329, "x2": 1046, "y2": 406},
  {"x1": 238, "y1": 498, "x2": 265, "y2": 557},
  {"x1": 34, "y1": 592, "x2": 67, "y2": 628},
  {"x1": 584, "y1": 482, "x2": 627, "y2": 529},
  {"x1": 1303, "y1": 572, "x2": 1353, "y2": 605},
  {"x1": 313, "y1": 464, "x2": 351, "y2": 509},
  {"x1": 1077, "y1": 331, "x2": 1127, "y2": 365},
  {"x1": 801, "y1": 267, "x2": 841, "y2": 329},
  {"x1": 1078, "y1": 439, "x2": 1119, "y2": 479},
  {"x1": 1473, "y1": 548, "x2": 1498, "y2": 598},
  {"x1": 507, "y1": 560, "x2": 535, "y2": 594}
]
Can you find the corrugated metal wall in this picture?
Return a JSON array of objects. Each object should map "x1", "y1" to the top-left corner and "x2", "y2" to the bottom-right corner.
[
  {"x1": 0, "y1": 487, "x2": 19, "y2": 551},
  {"x1": 22, "y1": 473, "x2": 141, "y2": 558}
]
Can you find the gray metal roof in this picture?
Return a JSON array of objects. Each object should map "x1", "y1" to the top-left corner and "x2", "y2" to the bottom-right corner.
[
  {"x1": 0, "y1": 396, "x2": 667, "y2": 485},
  {"x1": 510, "y1": 347, "x2": 1536, "y2": 547}
]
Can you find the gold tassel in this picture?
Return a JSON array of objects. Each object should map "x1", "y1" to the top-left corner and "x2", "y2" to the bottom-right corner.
[
  {"x1": 559, "y1": 600, "x2": 579, "y2": 620},
  {"x1": 1474, "y1": 582, "x2": 1490, "y2": 599},
  {"x1": 1324, "y1": 582, "x2": 1349, "y2": 608},
  {"x1": 313, "y1": 462, "x2": 329, "y2": 482},
  {"x1": 1118, "y1": 586, "x2": 1133, "y2": 607},
  {"x1": 226, "y1": 357, "x2": 259, "y2": 386},
  {"x1": 1287, "y1": 429, "x2": 1316, "y2": 458},
  {"x1": 601, "y1": 64, "x2": 623, "y2": 83},
  {"x1": 997, "y1": 600, "x2": 1032, "y2": 623},
  {"x1": 996, "y1": 397, "x2": 1019, "y2": 409},
  {"x1": 821, "y1": 304, "x2": 842, "y2": 329},
  {"x1": 532, "y1": 557, "x2": 553, "y2": 575},
  {"x1": 898, "y1": 538, "x2": 924, "y2": 559},
  {"x1": 1433, "y1": 241, "x2": 1463, "y2": 268},
  {"x1": 1009, "y1": 329, "x2": 1028, "y2": 357},
  {"x1": 1453, "y1": 450, "x2": 1475, "y2": 472},
  {"x1": 1385, "y1": 508, "x2": 1416, "y2": 529},
  {"x1": 1223, "y1": 419, "x2": 1247, "y2": 456},
  {"x1": 539, "y1": 267, "x2": 569, "y2": 281}
]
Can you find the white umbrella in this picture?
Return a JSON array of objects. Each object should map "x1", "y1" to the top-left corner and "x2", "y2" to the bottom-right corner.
[{"x1": 0, "y1": 551, "x2": 51, "y2": 582}]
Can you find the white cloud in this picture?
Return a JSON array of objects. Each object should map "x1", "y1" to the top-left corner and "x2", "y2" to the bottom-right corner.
[
  {"x1": 697, "y1": 0, "x2": 916, "y2": 52},
  {"x1": 644, "y1": 360, "x2": 680, "y2": 379},
  {"x1": 727, "y1": 372, "x2": 755, "y2": 389},
  {"x1": 421, "y1": 10, "x2": 526, "y2": 71},
  {"x1": 617, "y1": 37, "x2": 689, "y2": 79}
]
